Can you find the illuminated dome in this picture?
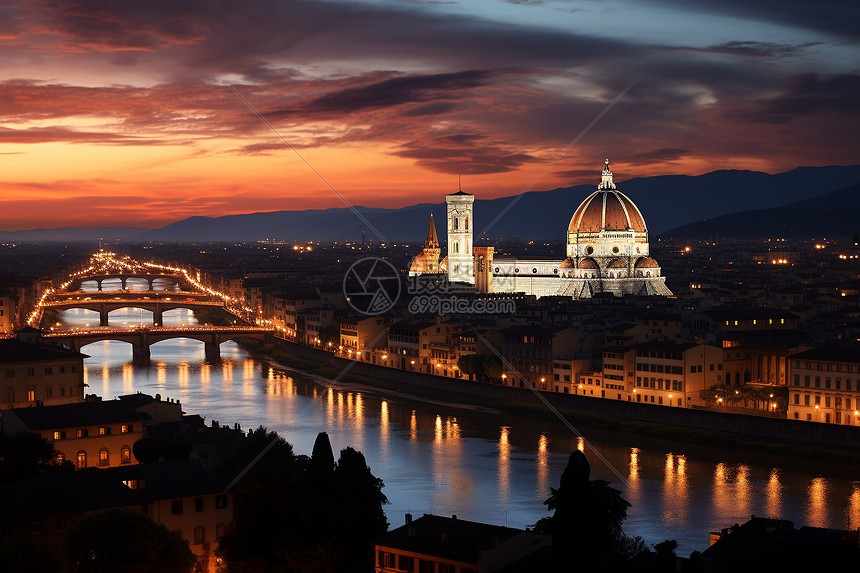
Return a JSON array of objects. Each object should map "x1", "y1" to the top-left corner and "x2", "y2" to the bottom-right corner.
[
  {"x1": 579, "y1": 258, "x2": 598, "y2": 269},
  {"x1": 409, "y1": 252, "x2": 433, "y2": 274},
  {"x1": 635, "y1": 256, "x2": 659, "y2": 268},
  {"x1": 607, "y1": 258, "x2": 626, "y2": 269},
  {"x1": 567, "y1": 159, "x2": 646, "y2": 235},
  {"x1": 560, "y1": 257, "x2": 575, "y2": 269}
]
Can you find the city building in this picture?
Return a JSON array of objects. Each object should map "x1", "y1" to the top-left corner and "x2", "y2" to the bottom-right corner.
[
  {"x1": 703, "y1": 517, "x2": 860, "y2": 571},
  {"x1": 0, "y1": 460, "x2": 233, "y2": 573},
  {"x1": 3, "y1": 399, "x2": 149, "y2": 468},
  {"x1": 788, "y1": 346, "x2": 860, "y2": 424},
  {"x1": 1, "y1": 328, "x2": 87, "y2": 409},
  {"x1": 410, "y1": 160, "x2": 673, "y2": 299},
  {"x1": 374, "y1": 514, "x2": 550, "y2": 573}
]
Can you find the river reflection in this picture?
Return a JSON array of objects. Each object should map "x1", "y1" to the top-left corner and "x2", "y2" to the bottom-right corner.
[{"x1": 64, "y1": 306, "x2": 858, "y2": 556}]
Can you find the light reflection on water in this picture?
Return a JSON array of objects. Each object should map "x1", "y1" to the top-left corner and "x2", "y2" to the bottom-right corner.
[{"x1": 66, "y1": 306, "x2": 857, "y2": 556}]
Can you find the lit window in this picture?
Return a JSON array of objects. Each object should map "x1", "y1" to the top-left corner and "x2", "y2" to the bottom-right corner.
[
  {"x1": 121, "y1": 424, "x2": 132, "y2": 434},
  {"x1": 76, "y1": 450, "x2": 87, "y2": 469},
  {"x1": 121, "y1": 446, "x2": 131, "y2": 464},
  {"x1": 98, "y1": 449, "x2": 109, "y2": 467},
  {"x1": 27, "y1": 390, "x2": 35, "y2": 402}
]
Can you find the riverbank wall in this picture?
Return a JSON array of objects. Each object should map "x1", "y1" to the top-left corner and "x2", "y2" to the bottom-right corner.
[{"x1": 264, "y1": 337, "x2": 860, "y2": 454}]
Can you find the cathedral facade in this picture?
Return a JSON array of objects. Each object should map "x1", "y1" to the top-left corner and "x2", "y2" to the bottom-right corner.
[{"x1": 409, "y1": 160, "x2": 672, "y2": 299}]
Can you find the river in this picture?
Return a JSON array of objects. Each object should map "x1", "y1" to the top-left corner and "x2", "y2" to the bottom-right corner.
[{"x1": 59, "y1": 278, "x2": 860, "y2": 556}]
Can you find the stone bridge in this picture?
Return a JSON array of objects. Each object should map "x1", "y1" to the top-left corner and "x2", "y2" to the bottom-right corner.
[
  {"x1": 45, "y1": 326, "x2": 274, "y2": 365},
  {"x1": 65, "y1": 273, "x2": 190, "y2": 291},
  {"x1": 43, "y1": 292, "x2": 226, "y2": 326}
]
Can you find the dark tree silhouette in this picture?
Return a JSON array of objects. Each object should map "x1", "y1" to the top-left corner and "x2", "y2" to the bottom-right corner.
[
  {"x1": 0, "y1": 432, "x2": 72, "y2": 484},
  {"x1": 309, "y1": 432, "x2": 335, "y2": 483},
  {"x1": 67, "y1": 509, "x2": 196, "y2": 573},
  {"x1": 538, "y1": 450, "x2": 633, "y2": 569},
  {"x1": 216, "y1": 431, "x2": 387, "y2": 573}
]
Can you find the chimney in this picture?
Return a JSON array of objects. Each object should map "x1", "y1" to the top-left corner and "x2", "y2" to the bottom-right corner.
[
  {"x1": 405, "y1": 514, "x2": 412, "y2": 525},
  {"x1": 452, "y1": 514, "x2": 457, "y2": 520}
]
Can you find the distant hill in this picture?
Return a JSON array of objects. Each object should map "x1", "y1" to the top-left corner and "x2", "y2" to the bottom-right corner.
[
  {"x1": 4, "y1": 165, "x2": 860, "y2": 242},
  {"x1": 660, "y1": 182, "x2": 860, "y2": 240},
  {"x1": 137, "y1": 165, "x2": 860, "y2": 242},
  {"x1": 0, "y1": 227, "x2": 147, "y2": 242}
]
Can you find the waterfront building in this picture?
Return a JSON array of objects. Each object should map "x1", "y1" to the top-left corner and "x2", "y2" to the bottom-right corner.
[
  {"x1": 409, "y1": 160, "x2": 673, "y2": 299},
  {"x1": 374, "y1": 514, "x2": 550, "y2": 573},
  {"x1": 1, "y1": 328, "x2": 86, "y2": 409},
  {"x1": 788, "y1": 346, "x2": 860, "y2": 424}
]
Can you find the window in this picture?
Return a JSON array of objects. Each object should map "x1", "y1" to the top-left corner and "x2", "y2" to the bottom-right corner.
[
  {"x1": 804, "y1": 395, "x2": 810, "y2": 406},
  {"x1": 195, "y1": 498, "x2": 204, "y2": 512},
  {"x1": 793, "y1": 375, "x2": 800, "y2": 386},
  {"x1": 379, "y1": 552, "x2": 396, "y2": 568},
  {"x1": 397, "y1": 555, "x2": 415, "y2": 571},
  {"x1": 193, "y1": 526, "x2": 205, "y2": 545},
  {"x1": 121, "y1": 424, "x2": 132, "y2": 433},
  {"x1": 55, "y1": 452, "x2": 64, "y2": 464},
  {"x1": 46, "y1": 386, "x2": 53, "y2": 399},
  {"x1": 27, "y1": 389, "x2": 35, "y2": 402},
  {"x1": 60, "y1": 385, "x2": 66, "y2": 397},
  {"x1": 76, "y1": 450, "x2": 87, "y2": 469},
  {"x1": 216, "y1": 523, "x2": 227, "y2": 539},
  {"x1": 171, "y1": 500, "x2": 183, "y2": 515},
  {"x1": 99, "y1": 426, "x2": 111, "y2": 436},
  {"x1": 419, "y1": 561, "x2": 436, "y2": 573},
  {"x1": 5, "y1": 369, "x2": 13, "y2": 378},
  {"x1": 98, "y1": 449, "x2": 109, "y2": 467},
  {"x1": 794, "y1": 393, "x2": 799, "y2": 405},
  {"x1": 215, "y1": 495, "x2": 228, "y2": 509},
  {"x1": 44, "y1": 367, "x2": 52, "y2": 375},
  {"x1": 27, "y1": 368, "x2": 34, "y2": 376},
  {"x1": 76, "y1": 428, "x2": 88, "y2": 438},
  {"x1": 121, "y1": 446, "x2": 131, "y2": 464}
]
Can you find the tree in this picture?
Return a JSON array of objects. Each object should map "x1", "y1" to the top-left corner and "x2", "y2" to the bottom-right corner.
[
  {"x1": 309, "y1": 432, "x2": 335, "y2": 484},
  {"x1": 538, "y1": 450, "x2": 633, "y2": 569},
  {"x1": 0, "y1": 432, "x2": 72, "y2": 484},
  {"x1": 66, "y1": 509, "x2": 196, "y2": 573}
]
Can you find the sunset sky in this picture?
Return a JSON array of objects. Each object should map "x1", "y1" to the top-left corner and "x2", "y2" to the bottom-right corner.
[{"x1": 1, "y1": 0, "x2": 858, "y2": 231}]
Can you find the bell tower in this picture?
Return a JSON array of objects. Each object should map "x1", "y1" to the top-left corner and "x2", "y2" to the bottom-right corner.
[{"x1": 446, "y1": 186, "x2": 474, "y2": 284}]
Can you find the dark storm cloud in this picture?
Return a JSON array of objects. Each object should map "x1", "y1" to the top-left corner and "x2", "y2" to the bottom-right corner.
[
  {"x1": 394, "y1": 134, "x2": 535, "y2": 175},
  {"x1": 667, "y1": 41, "x2": 822, "y2": 59},
  {"x1": 650, "y1": 0, "x2": 860, "y2": 41},
  {"x1": 23, "y1": 0, "x2": 638, "y2": 74},
  {"x1": 402, "y1": 101, "x2": 459, "y2": 117},
  {"x1": 727, "y1": 72, "x2": 860, "y2": 124},
  {"x1": 273, "y1": 70, "x2": 494, "y2": 116}
]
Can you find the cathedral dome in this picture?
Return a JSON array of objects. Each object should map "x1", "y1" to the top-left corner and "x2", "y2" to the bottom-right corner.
[
  {"x1": 607, "y1": 258, "x2": 626, "y2": 269},
  {"x1": 567, "y1": 159, "x2": 646, "y2": 235},
  {"x1": 634, "y1": 256, "x2": 660, "y2": 268},
  {"x1": 579, "y1": 258, "x2": 598, "y2": 269},
  {"x1": 560, "y1": 257, "x2": 575, "y2": 269},
  {"x1": 409, "y1": 252, "x2": 433, "y2": 274}
]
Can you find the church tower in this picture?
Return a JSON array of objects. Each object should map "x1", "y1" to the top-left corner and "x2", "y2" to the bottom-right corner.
[
  {"x1": 446, "y1": 187, "x2": 474, "y2": 284},
  {"x1": 408, "y1": 213, "x2": 442, "y2": 276}
]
